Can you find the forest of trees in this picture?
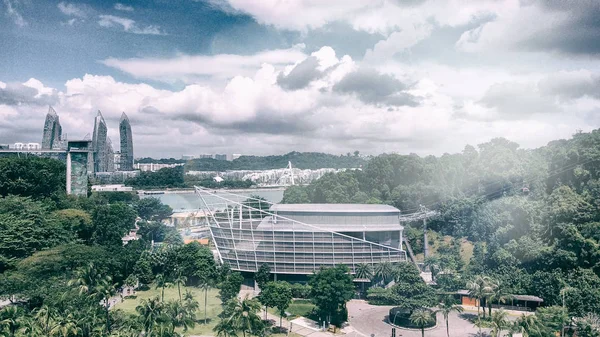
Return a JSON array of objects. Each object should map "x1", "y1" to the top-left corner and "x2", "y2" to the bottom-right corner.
[
  {"x1": 184, "y1": 151, "x2": 366, "y2": 171},
  {"x1": 124, "y1": 166, "x2": 255, "y2": 190},
  {"x1": 282, "y1": 130, "x2": 600, "y2": 322}
]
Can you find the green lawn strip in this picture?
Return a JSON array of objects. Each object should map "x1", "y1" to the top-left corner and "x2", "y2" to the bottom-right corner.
[
  {"x1": 266, "y1": 299, "x2": 316, "y2": 320},
  {"x1": 113, "y1": 285, "x2": 222, "y2": 335}
]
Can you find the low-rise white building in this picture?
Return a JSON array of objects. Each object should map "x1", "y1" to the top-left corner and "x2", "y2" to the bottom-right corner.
[{"x1": 91, "y1": 184, "x2": 133, "y2": 192}]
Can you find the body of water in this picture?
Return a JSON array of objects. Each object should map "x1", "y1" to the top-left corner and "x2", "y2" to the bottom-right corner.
[{"x1": 141, "y1": 188, "x2": 284, "y2": 211}]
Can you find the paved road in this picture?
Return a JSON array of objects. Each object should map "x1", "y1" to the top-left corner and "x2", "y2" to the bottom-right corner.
[{"x1": 347, "y1": 300, "x2": 491, "y2": 337}]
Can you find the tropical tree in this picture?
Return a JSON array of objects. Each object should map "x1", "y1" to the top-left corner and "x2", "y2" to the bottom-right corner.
[
  {"x1": 34, "y1": 305, "x2": 55, "y2": 336},
  {"x1": 50, "y1": 310, "x2": 80, "y2": 337},
  {"x1": 94, "y1": 276, "x2": 118, "y2": 333},
  {"x1": 254, "y1": 263, "x2": 271, "y2": 291},
  {"x1": 374, "y1": 261, "x2": 394, "y2": 284},
  {"x1": 511, "y1": 314, "x2": 543, "y2": 337},
  {"x1": 354, "y1": 263, "x2": 373, "y2": 295},
  {"x1": 309, "y1": 265, "x2": 355, "y2": 329},
  {"x1": 155, "y1": 273, "x2": 173, "y2": 302},
  {"x1": 136, "y1": 296, "x2": 163, "y2": 335},
  {"x1": 226, "y1": 296, "x2": 263, "y2": 337},
  {"x1": 214, "y1": 318, "x2": 238, "y2": 337},
  {"x1": 0, "y1": 305, "x2": 23, "y2": 337},
  {"x1": 487, "y1": 280, "x2": 510, "y2": 317},
  {"x1": 68, "y1": 262, "x2": 101, "y2": 295},
  {"x1": 490, "y1": 310, "x2": 509, "y2": 337},
  {"x1": 410, "y1": 309, "x2": 434, "y2": 337},
  {"x1": 197, "y1": 270, "x2": 216, "y2": 324},
  {"x1": 173, "y1": 273, "x2": 187, "y2": 302},
  {"x1": 467, "y1": 275, "x2": 493, "y2": 319},
  {"x1": 436, "y1": 297, "x2": 464, "y2": 337}
]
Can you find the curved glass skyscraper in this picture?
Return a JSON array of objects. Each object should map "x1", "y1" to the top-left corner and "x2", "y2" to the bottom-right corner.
[{"x1": 119, "y1": 112, "x2": 134, "y2": 171}]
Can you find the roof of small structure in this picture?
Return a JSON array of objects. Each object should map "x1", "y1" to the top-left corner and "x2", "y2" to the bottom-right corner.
[
  {"x1": 269, "y1": 203, "x2": 400, "y2": 213},
  {"x1": 455, "y1": 290, "x2": 543, "y2": 302}
]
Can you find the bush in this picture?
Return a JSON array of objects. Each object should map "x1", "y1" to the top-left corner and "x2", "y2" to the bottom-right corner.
[
  {"x1": 291, "y1": 283, "x2": 311, "y2": 298},
  {"x1": 389, "y1": 307, "x2": 436, "y2": 329}
]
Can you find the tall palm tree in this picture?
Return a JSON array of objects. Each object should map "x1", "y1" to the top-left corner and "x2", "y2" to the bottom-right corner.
[
  {"x1": 490, "y1": 310, "x2": 508, "y2": 337},
  {"x1": 19, "y1": 315, "x2": 42, "y2": 336},
  {"x1": 155, "y1": 273, "x2": 173, "y2": 302},
  {"x1": 511, "y1": 314, "x2": 542, "y2": 337},
  {"x1": 198, "y1": 273, "x2": 214, "y2": 324},
  {"x1": 50, "y1": 311, "x2": 81, "y2": 337},
  {"x1": 173, "y1": 273, "x2": 188, "y2": 302},
  {"x1": 354, "y1": 263, "x2": 373, "y2": 296},
  {"x1": 374, "y1": 261, "x2": 394, "y2": 284},
  {"x1": 410, "y1": 309, "x2": 434, "y2": 337},
  {"x1": 0, "y1": 305, "x2": 24, "y2": 337},
  {"x1": 94, "y1": 276, "x2": 118, "y2": 334},
  {"x1": 487, "y1": 280, "x2": 510, "y2": 317},
  {"x1": 214, "y1": 318, "x2": 238, "y2": 337},
  {"x1": 227, "y1": 295, "x2": 262, "y2": 337},
  {"x1": 467, "y1": 275, "x2": 493, "y2": 319},
  {"x1": 34, "y1": 305, "x2": 55, "y2": 336},
  {"x1": 167, "y1": 300, "x2": 195, "y2": 332},
  {"x1": 68, "y1": 263, "x2": 100, "y2": 295},
  {"x1": 436, "y1": 297, "x2": 464, "y2": 337},
  {"x1": 136, "y1": 296, "x2": 163, "y2": 335}
]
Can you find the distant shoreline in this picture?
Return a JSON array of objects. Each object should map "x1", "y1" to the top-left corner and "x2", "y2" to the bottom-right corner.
[{"x1": 138, "y1": 187, "x2": 287, "y2": 195}]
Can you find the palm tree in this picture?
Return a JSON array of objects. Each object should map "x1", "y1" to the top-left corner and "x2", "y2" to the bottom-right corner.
[
  {"x1": 436, "y1": 297, "x2": 464, "y2": 337},
  {"x1": 173, "y1": 273, "x2": 188, "y2": 302},
  {"x1": 198, "y1": 273, "x2": 214, "y2": 324},
  {"x1": 410, "y1": 309, "x2": 434, "y2": 337},
  {"x1": 19, "y1": 315, "x2": 41, "y2": 336},
  {"x1": 214, "y1": 318, "x2": 238, "y2": 337},
  {"x1": 227, "y1": 295, "x2": 262, "y2": 337},
  {"x1": 354, "y1": 263, "x2": 373, "y2": 296},
  {"x1": 155, "y1": 273, "x2": 173, "y2": 302},
  {"x1": 136, "y1": 296, "x2": 163, "y2": 335},
  {"x1": 0, "y1": 305, "x2": 24, "y2": 337},
  {"x1": 167, "y1": 300, "x2": 195, "y2": 332},
  {"x1": 50, "y1": 311, "x2": 81, "y2": 337},
  {"x1": 94, "y1": 276, "x2": 118, "y2": 333},
  {"x1": 68, "y1": 262, "x2": 100, "y2": 295},
  {"x1": 490, "y1": 310, "x2": 508, "y2": 337},
  {"x1": 511, "y1": 314, "x2": 542, "y2": 337},
  {"x1": 34, "y1": 305, "x2": 55, "y2": 336},
  {"x1": 467, "y1": 275, "x2": 493, "y2": 319},
  {"x1": 374, "y1": 261, "x2": 394, "y2": 284},
  {"x1": 487, "y1": 280, "x2": 510, "y2": 317}
]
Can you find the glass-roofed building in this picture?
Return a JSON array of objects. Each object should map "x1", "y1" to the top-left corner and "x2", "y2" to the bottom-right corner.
[{"x1": 205, "y1": 200, "x2": 407, "y2": 276}]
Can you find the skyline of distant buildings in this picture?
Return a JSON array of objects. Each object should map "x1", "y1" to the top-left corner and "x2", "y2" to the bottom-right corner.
[{"x1": 38, "y1": 106, "x2": 135, "y2": 174}]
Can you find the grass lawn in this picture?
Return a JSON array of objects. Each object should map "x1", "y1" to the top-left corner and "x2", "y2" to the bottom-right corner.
[
  {"x1": 113, "y1": 285, "x2": 222, "y2": 335},
  {"x1": 268, "y1": 299, "x2": 316, "y2": 320}
]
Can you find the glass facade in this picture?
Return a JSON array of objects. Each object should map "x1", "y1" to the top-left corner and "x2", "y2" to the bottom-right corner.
[{"x1": 200, "y1": 197, "x2": 407, "y2": 275}]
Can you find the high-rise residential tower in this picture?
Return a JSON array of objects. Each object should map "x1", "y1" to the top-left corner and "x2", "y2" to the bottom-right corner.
[
  {"x1": 41, "y1": 106, "x2": 62, "y2": 149},
  {"x1": 119, "y1": 112, "x2": 134, "y2": 171},
  {"x1": 92, "y1": 110, "x2": 109, "y2": 172}
]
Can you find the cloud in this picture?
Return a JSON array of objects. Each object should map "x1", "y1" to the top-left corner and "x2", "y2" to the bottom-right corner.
[
  {"x1": 98, "y1": 15, "x2": 165, "y2": 35},
  {"x1": 57, "y1": 2, "x2": 88, "y2": 18},
  {"x1": 538, "y1": 71, "x2": 600, "y2": 101},
  {"x1": 3, "y1": 0, "x2": 26, "y2": 27},
  {"x1": 114, "y1": 3, "x2": 134, "y2": 12},
  {"x1": 101, "y1": 46, "x2": 307, "y2": 83},
  {"x1": 0, "y1": 79, "x2": 57, "y2": 106},
  {"x1": 333, "y1": 68, "x2": 419, "y2": 107},
  {"x1": 456, "y1": 0, "x2": 600, "y2": 56}
]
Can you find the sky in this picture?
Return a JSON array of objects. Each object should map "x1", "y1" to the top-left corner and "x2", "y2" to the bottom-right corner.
[{"x1": 1, "y1": 0, "x2": 600, "y2": 158}]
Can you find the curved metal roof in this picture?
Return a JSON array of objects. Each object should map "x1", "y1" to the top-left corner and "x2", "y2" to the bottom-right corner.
[{"x1": 269, "y1": 203, "x2": 400, "y2": 213}]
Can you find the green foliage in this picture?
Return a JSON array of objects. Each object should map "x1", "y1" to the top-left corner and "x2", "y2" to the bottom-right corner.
[
  {"x1": 186, "y1": 151, "x2": 366, "y2": 171},
  {"x1": 219, "y1": 271, "x2": 244, "y2": 305},
  {"x1": 254, "y1": 263, "x2": 271, "y2": 290},
  {"x1": 0, "y1": 157, "x2": 66, "y2": 200},
  {"x1": 0, "y1": 196, "x2": 75, "y2": 271},
  {"x1": 90, "y1": 203, "x2": 137, "y2": 247},
  {"x1": 281, "y1": 186, "x2": 310, "y2": 203},
  {"x1": 258, "y1": 281, "x2": 293, "y2": 326},
  {"x1": 290, "y1": 283, "x2": 311, "y2": 299},
  {"x1": 308, "y1": 265, "x2": 355, "y2": 326},
  {"x1": 173, "y1": 242, "x2": 216, "y2": 285},
  {"x1": 125, "y1": 166, "x2": 186, "y2": 189},
  {"x1": 134, "y1": 197, "x2": 173, "y2": 222}
]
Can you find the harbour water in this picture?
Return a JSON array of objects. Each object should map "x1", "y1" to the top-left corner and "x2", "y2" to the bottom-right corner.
[{"x1": 141, "y1": 188, "x2": 285, "y2": 211}]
